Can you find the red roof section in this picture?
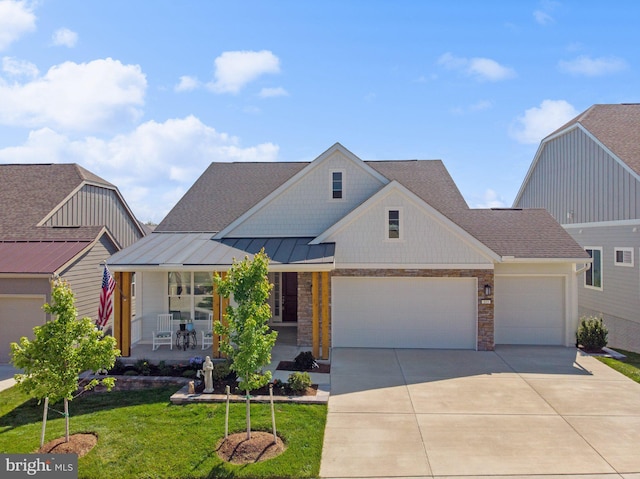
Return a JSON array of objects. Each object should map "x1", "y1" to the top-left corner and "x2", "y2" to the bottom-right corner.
[{"x1": 0, "y1": 241, "x2": 92, "y2": 274}]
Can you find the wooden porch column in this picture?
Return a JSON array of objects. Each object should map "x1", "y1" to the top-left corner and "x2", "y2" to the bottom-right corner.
[
  {"x1": 312, "y1": 272, "x2": 320, "y2": 358},
  {"x1": 321, "y1": 272, "x2": 330, "y2": 360},
  {"x1": 212, "y1": 272, "x2": 222, "y2": 358},
  {"x1": 113, "y1": 272, "x2": 132, "y2": 357}
]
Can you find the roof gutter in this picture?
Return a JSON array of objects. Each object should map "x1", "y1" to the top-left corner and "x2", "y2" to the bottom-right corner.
[
  {"x1": 500, "y1": 256, "x2": 593, "y2": 264},
  {"x1": 107, "y1": 263, "x2": 336, "y2": 273}
]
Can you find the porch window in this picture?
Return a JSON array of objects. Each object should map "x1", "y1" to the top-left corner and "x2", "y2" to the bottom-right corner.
[
  {"x1": 332, "y1": 171, "x2": 343, "y2": 199},
  {"x1": 585, "y1": 247, "x2": 602, "y2": 290},
  {"x1": 168, "y1": 272, "x2": 214, "y2": 322},
  {"x1": 387, "y1": 208, "x2": 401, "y2": 240}
]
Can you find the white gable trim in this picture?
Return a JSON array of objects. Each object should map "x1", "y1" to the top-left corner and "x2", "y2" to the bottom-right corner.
[
  {"x1": 513, "y1": 123, "x2": 640, "y2": 206},
  {"x1": 213, "y1": 142, "x2": 389, "y2": 239},
  {"x1": 311, "y1": 180, "x2": 501, "y2": 263}
]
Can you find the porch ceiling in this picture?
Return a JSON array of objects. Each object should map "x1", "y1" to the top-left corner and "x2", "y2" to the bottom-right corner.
[{"x1": 107, "y1": 233, "x2": 335, "y2": 271}]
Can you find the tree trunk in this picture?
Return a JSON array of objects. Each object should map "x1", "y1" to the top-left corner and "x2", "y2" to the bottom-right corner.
[
  {"x1": 245, "y1": 390, "x2": 251, "y2": 440},
  {"x1": 40, "y1": 397, "x2": 49, "y2": 448},
  {"x1": 64, "y1": 398, "x2": 69, "y2": 442}
]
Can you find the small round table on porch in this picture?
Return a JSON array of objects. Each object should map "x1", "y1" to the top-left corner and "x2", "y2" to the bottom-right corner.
[{"x1": 175, "y1": 329, "x2": 197, "y2": 351}]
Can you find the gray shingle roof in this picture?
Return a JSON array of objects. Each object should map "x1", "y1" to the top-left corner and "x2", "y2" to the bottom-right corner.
[
  {"x1": 547, "y1": 103, "x2": 640, "y2": 176},
  {"x1": 0, "y1": 163, "x2": 114, "y2": 240}
]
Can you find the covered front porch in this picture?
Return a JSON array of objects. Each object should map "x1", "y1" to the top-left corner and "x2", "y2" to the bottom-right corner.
[{"x1": 108, "y1": 234, "x2": 335, "y2": 362}]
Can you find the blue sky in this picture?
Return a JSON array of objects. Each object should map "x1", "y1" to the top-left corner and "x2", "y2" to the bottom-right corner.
[{"x1": 1, "y1": 1, "x2": 639, "y2": 223}]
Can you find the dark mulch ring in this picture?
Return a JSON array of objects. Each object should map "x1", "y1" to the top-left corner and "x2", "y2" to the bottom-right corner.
[
  {"x1": 276, "y1": 360, "x2": 331, "y2": 374},
  {"x1": 206, "y1": 379, "x2": 318, "y2": 396},
  {"x1": 37, "y1": 433, "x2": 97, "y2": 457},
  {"x1": 216, "y1": 431, "x2": 286, "y2": 464}
]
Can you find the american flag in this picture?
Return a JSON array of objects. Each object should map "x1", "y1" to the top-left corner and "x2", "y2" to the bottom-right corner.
[{"x1": 97, "y1": 265, "x2": 116, "y2": 329}]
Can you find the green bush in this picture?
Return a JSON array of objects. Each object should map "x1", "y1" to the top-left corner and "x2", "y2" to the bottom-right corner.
[
  {"x1": 288, "y1": 371, "x2": 312, "y2": 394},
  {"x1": 576, "y1": 316, "x2": 608, "y2": 351},
  {"x1": 212, "y1": 360, "x2": 233, "y2": 381},
  {"x1": 294, "y1": 351, "x2": 317, "y2": 370}
]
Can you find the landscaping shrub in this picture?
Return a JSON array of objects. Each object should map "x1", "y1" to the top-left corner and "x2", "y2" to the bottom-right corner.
[
  {"x1": 294, "y1": 351, "x2": 318, "y2": 370},
  {"x1": 576, "y1": 315, "x2": 608, "y2": 351},
  {"x1": 212, "y1": 360, "x2": 233, "y2": 381},
  {"x1": 288, "y1": 371, "x2": 312, "y2": 393},
  {"x1": 134, "y1": 359, "x2": 152, "y2": 376}
]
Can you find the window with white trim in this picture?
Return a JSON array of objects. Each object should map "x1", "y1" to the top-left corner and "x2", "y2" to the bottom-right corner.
[
  {"x1": 386, "y1": 208, "x2": 402, "y2": 240},
  {"x1": 614, "y1": 247, "x2": 634, "y2": 267},
  {"x1": 168, "y1": 272, "x2": 214, "y2": 322},
  {"x1": 585, "y1": 247, "x2": 602, "y2": 289},
  {"x1": 331, "y1": 171, "x2": 343, "y2": 199}
]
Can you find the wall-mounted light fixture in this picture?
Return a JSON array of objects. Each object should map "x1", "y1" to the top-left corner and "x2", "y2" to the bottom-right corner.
[{"x1": 484, "y1": 284, "x2": 492, "y2": 296}]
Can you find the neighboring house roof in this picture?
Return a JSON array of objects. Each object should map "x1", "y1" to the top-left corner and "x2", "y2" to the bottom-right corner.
[
  {"x1": 547, "y1": 103, "x2": 640, "y2": 176},
  {"x1": 0, "y1": 163, "x2": 116, "y2": 240},
  {"x1": 0, "y1": 240, "x2": 93, "y2": 274}
]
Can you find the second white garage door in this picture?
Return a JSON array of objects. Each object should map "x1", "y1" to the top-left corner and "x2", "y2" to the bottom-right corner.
[
  {"x1": 332, "y1": 277, "x2": 477, "y2": 349},
  {"x1": 494, "y1": 276, "x2": 565, "y2": 345}
]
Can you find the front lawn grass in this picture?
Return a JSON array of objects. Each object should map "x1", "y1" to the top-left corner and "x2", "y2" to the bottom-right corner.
[
  {"x1": 0, "y1": 386, "x2": 327, "y2": 479},
  {"x1": 597, "y1": 348, "x2": 640, "y2": 384}
]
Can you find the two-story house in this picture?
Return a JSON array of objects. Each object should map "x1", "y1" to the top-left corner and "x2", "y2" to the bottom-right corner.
[
  {"x1": 108, "y1": 143, "x2": 589, "y2": 359},
  {"x1": 514, "y1": 103, "x2": 640, "y2": 352}
]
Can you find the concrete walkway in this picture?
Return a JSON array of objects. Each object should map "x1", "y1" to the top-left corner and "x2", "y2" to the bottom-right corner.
[
  {"x1": 0, "y1": 364, "x2": 18, "y2": 392},
  {"x1": 320, "y1": 346, "x2": 640, "y2": 479}
]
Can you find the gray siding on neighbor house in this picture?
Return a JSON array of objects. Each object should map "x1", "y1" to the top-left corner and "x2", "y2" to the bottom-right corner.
[
  {"x1": 43, "y1": 184, "x2": 142, "y2": 248},
  {"x1": 516, "y1": 128, "x2": 640, "y2": 225},
  {"x1": 61, "y1": 235, "x2": 119, "y2": 321},
  {"x1": 565, "y1": 223, "x2": 640, "y2": 351}
]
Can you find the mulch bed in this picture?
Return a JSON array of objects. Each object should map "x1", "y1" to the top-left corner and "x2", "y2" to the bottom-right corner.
[
  {"x1": 207, "y1": 379, "x2": 318, "y2": 397},
  {"x1": 216, "y1": 431, "x2": 286, "y2": 464},
  {"x1": 37, "y1": 433, "x2": 97, "y2": 457},
  {"x1": 276, "y1": 361, "x2": 331, "y2": 374}
]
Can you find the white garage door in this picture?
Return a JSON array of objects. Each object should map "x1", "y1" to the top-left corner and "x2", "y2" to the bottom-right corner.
[
  {"x1": 0, "y1": 296, "x2": 46, "y2": 363},
  {"x1": 332, "y1": 277, "x2": 477, "y2": 349},
  {"x1": 494, "y1": 276, "x2": 565, "y2": 345}
]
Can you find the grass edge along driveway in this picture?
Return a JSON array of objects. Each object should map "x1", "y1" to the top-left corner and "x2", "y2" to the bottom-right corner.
[
  {"x1": 596, "y1": 348, "x2": 640, "y2": 384},
  {"x1": 0, "y1": 386, "x2": 327, "y2": 479}
]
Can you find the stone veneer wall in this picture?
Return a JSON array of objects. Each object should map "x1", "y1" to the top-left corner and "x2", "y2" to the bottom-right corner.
[{"x1": 297, "y1": 269, "x2": 495, "y2": 351}]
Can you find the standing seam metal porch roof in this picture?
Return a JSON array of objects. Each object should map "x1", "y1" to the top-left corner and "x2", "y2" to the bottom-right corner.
[{"x1": 107, "y1": 233, "x2": 335, "y2": 270}]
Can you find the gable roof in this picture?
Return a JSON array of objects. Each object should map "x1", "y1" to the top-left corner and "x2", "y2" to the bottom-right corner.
[
  {"x1": 0, "y1": 163, "x2": 116, "y2": 240},
  {"x1": 546, "y1": 103, "x2": 640, "y2": 176}
]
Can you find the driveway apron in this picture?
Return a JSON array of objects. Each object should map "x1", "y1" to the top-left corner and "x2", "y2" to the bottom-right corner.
[{"x1": 320, "y1": 346, "x2": 640, "y2": 478}]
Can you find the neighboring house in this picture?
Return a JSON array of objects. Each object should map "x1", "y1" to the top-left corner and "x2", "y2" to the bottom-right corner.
[
  {"x1": 108, "y1": 143, "x2": 589, "y2": 359},
  {"x1": 514, "y1": 103, "x2": 640, "y2": 353},
  {"x1": 0, "y1": 164, "x2": 146, "y2": 362}
]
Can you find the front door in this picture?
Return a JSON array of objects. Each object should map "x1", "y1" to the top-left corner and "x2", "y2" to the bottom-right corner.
[{"x1": 282, "y1": 272, "x2": 298, "y2": 322}]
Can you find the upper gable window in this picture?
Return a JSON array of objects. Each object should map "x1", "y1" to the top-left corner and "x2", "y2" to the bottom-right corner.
[
  {"x1": 614, "y1": 247, "x2": 634, "y2": 267},
  {"x1": 386, "y1": 208, "x2": 402, "y2": 240},
  {"x1": 331, "y1": 171, "x2": 343, "y2": 199},
  {"x1": 585, "y1": 247, "x2": 602, "y2": 290}
]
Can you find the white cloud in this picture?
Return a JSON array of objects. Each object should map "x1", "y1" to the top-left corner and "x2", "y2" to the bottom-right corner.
[
  {"x1": 0, "y1": 58, "x2": 146, "y2": 132},
  {"x1": 2, "y1": 56, "x2": 38, "y2": 78},
  {"x1": 533, "y1": 10, "x2": 554, "y2": 25},
  {"x1": 0, "y1": 0, "x2": 36, "y2": 51},
  {"x1": 510, "y1": 99, "x2": 578, "y2": 144},
  {"x1": 558, "y1": 55, "x2": 628, "y2": 77},
  {"x1": 259, "y1": 86, "x2": 288, "y2": 98},
  {"x1": 438, "y1": 52, "x2": 516, "y2": 82},
  {"x1": 52, "y1": 27, "x2": 78, "y2": 47},
  {"x1": 174, "y1": 75, "x2": 200, "y2": 92},
  {"x1": 472, "y1": 189, "x2": 508, "y2": 209},
  {"x1": 0, "y1": 116, "x2": 279, "y2": 222},
  {"x1": 470, "y1": 100, "x2": 492, "y2": 111},
  {"x1": 208, "y1": 50, "x2": 280, "y2": 94}
]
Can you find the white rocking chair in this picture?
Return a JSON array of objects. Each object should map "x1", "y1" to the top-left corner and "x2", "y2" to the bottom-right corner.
[
  {"x1": 152, "y1": 313, "x2": 174, "y2": 351},
  {"x1": 202, "y1": 313, "x2": 214, "y2": 350}
]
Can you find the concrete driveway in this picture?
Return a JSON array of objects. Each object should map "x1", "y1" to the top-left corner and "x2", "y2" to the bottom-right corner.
[{"x1": 320, "y1": 346, "x2": 640, "y2": 479}]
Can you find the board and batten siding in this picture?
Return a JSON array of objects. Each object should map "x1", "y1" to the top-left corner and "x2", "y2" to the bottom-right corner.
[
  {"x1": 516, "y1": 128, "x2": 640, "y2": 224},
  {"x1": 61, "y1": 235, "x2": 119, "y2": 322},
  {"x1": 227, "y1": 152, "x2": 385, "y2": 237},
  {"x1": 44, "y1": 184, "x2": 143, "y2": 248}
]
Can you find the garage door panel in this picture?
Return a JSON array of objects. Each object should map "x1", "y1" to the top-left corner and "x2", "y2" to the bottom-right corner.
[
  {"x1": 495, "y1": 276, "x2": 564, "y2": 345},
  {"x1": 332, "y1": 277, "x2": 477, "y2": 349},
  {"x1": 0, "y1": 296, "x2": 46, "y2": 363}
]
